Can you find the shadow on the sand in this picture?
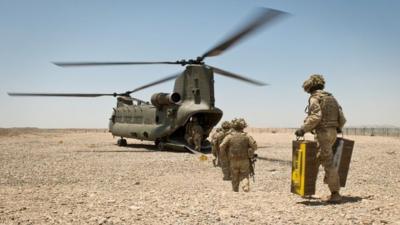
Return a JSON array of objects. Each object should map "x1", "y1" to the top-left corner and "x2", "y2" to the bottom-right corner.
[
  {"x1": 123, "y1": 143, "x2": 159, "y2": 150},
  {"x1": 257, "y1": 156, "x2": 291, "y2": 165},
  {"x1": 77, "y1": 143, "x2": 188, "y2": 153},
  {"x1": 297, "y1": 196, "x2": 363, "y2": 206}
]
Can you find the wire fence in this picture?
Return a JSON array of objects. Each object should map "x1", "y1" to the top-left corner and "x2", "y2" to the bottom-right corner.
[
  {"x1": 342, "y1": 127, "x2": 400, "y2": 137},
  {"x1": 245, "y1": 127, "x2": 400, "y2": 137}
]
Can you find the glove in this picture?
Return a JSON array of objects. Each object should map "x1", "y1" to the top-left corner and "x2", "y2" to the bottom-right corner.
[
  {"x1": 336, "y1": 128, "x2": 342, "y2": 134},
  {"x1": 295, "y1": 129, "x2": 305, "y2": 137}
]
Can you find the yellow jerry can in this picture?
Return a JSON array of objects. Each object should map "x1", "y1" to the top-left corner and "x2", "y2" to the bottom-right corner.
[{"x1": 291, "y1": 140, "x2": 319, "y2": 197}]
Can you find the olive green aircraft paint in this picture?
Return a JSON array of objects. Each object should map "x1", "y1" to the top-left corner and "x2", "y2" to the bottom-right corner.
[{"x1": 109, "y1": 65, "x2": 223, "y2": 145}]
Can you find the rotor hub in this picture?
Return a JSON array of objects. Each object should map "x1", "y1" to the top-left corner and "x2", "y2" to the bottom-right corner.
[{"x1": 176, "y1": 57, "x2": 204, "y2": 66}]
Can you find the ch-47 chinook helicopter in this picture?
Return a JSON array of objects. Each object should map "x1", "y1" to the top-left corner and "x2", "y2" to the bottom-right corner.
[{"x1": 8, "y1": 8, "x2": 287, "y2": 152}]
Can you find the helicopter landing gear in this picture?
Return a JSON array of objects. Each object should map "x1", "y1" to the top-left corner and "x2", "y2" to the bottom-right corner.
[
  {"x1": 154, "y1": 139, "x2": 165, "y2": 151},
  {"x1": 117, "y1": 138, "x2": 127, "y2": 147}
]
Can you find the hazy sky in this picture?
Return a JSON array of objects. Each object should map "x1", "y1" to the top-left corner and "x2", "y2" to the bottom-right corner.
[{"x1": 1, "y1": 0, "x2": 399, "y2": 128}]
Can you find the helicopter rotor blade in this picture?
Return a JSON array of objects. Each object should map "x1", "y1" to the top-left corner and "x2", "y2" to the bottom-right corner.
[
  {"x1": 201, "y1": 8, "x2": 288, "y2": 59},
  {"x1": 125, "y1": 72, "x2": 181, "y2": 94},
  {"x1": 8, "y1": 92, "x2": 150, "y2": 103},
  {"x1": 8, "y1": 72, "x2": 182, "y2": 98},
  {"x1": 207, "y1": 65, "x2": 268, "y2": 86},
  {"x1": 8, "y1": 92, "x2": 117, "y2": 97},
  {"x1": 53, "y1": 61, "x2": 180, "y2": 67}
]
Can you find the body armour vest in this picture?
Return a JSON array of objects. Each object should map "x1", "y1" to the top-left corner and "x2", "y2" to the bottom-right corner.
[
  {"x1": 216, "y1": 131, "x2": 229, "y2": 144},
  {"x1": 228, "y1": 132, "x2": 250, "y2": 159},
  {"x1": 311, "y1": 91, "x2": 340, "y2": 128}
]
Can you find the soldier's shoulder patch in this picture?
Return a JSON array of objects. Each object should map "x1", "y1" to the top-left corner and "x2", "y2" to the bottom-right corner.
[{"x1": 308, "y1": 102, "x2": 320, "y2": 112}]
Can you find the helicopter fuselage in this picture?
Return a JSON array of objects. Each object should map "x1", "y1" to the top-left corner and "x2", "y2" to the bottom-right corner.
[{"x1": 108, "y1": 65, "x2": 223, "y2": 149}]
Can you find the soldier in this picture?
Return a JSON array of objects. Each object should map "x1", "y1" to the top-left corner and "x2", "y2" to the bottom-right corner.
[
  {"x1": 211, "y1": 127, "x2": 223, "y2": 166},
  {"x1": 220, "y1": 118, "x2": 257, "y2": 192},
  {"x1": 210, "y1": 121, "x2": 231, "y2": 174},
  {"x1": 295, "y1": 74, "x2": 346, "y2": 203},
  {"x1": 185, "y1": 116, "x2": 204, "y2": 151}
]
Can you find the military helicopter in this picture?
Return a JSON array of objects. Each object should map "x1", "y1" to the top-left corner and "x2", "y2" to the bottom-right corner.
[{"x1": 8, "y1": 8, "x2": 287, "y2": 152}]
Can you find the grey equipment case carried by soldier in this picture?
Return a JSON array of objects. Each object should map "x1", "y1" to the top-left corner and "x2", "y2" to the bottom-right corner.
[
  {"x1": 332, "y1": 137, "x2": 355, "y2": 187},
  {"x1": 291, "y1": 137, "x2": 355, "y2": 197}
]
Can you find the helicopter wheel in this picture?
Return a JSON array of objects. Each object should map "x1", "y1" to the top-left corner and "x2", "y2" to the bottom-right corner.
[
  {"x1": 117, "y1": 138, "x2": 127, "y2": 147},
  {"x1": 157, "y1": 142, "x2": 165, "y2": 151},
  {"x1": 154, "y1": 139, "x2": 164, "y2": 151}
]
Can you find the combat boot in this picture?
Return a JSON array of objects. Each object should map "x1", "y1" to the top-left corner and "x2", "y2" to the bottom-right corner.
[
  {"x1": 212, "y1": 157, "x2": 221, "y2": 167},
  {"x1": 222, "y1": 169, "x2": 231, "y2": 180},
  {"x1": 323, "y1": 174, "x2": 328, "y2": 184},
  {"x1": 323, "y1": 192, "x2": 342, "y2": 204},
  {"x1": 223, "y1": 176, "x2": 231, "y2": 181},
  {"x1": 242, "y1": 177, "x2": 250, "y2": 192}
]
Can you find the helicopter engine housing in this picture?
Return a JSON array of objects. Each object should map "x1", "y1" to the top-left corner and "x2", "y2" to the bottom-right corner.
[{"x1": 151, "y1": 92, "x2": 181, "y2": 108}]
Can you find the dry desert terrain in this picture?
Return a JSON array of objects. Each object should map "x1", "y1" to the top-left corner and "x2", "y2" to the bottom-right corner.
[{"x1": 1, "y1": 128, "x2": 399, "y2": 225}]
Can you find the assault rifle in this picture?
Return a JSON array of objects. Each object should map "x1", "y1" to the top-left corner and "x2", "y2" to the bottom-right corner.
[
  {"x1": 211, "y1": 142, "x2": 220, "y2": 167},
  {"x1": 249, "y1": 153, "x2": 258, "y2": 182}
]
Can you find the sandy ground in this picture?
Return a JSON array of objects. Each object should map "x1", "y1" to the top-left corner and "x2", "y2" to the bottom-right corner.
[{"x1": 0, "y1": 129, "x2": 399, "y2": 225}]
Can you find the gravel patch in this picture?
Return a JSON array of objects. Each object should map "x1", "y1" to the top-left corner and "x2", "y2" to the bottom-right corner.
[{"x1": 1, "y1": 130, "x2": 399, "y2": 224}]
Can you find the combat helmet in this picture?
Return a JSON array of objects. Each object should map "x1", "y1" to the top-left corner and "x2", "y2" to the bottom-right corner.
[
  {"x1": 221, "y1": 121, "x2": 231, "y2": 130},
  {"x1": 302, "y1": 74, "x2": 325, "y2": 93},
  {"x1": 231, "y1": 118, "x2": 247, "y2": 131}
]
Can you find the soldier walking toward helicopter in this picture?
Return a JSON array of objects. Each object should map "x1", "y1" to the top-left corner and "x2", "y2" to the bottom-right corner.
[
  {"x1": 220, "y1": 118, "x2": 257, "y2": 192},
  {"x1": 211, "y1": 127, "x2": 223, "y2": 166},
  {"x1": 185, "y1": 116, "x2": 204, "y2": 151},
  {"x1": 295, "y1": 74, "x2": 346, "y2": 203},
  {"x1": 210, "y1": 121, "x2": 232, "y2": 177}
]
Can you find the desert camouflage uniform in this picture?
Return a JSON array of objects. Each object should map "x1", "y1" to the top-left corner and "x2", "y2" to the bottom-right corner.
[
  {"x1": 210, "y1": 122, "x2": 231, "y2": 176},
  {"x1": 220, "y1": 119, "x2": 257, "y2": 192},
  {"x1": 185, "y1": 118, "x2": 204, "y2": 151},
  {"x1": 217, "y1": 130, "x2": 231, "y2": 178},
  {"x1": 300, "y1": 75, "x2": 346, "y2": 194},
  {"x1": 211, "y1": 128, "x2": 223, "y2": 161}
]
